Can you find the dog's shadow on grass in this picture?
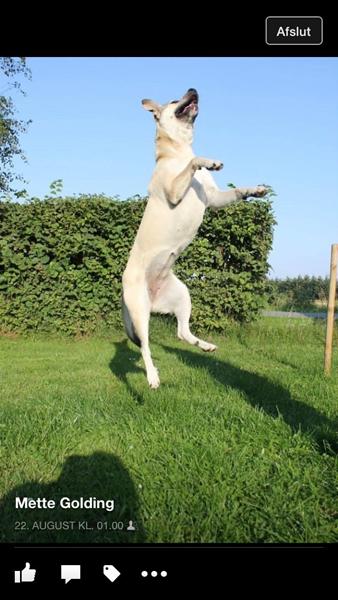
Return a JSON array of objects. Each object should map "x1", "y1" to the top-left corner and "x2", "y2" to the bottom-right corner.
[
  {"x1": 161, "y1": 344, "x2": 338, "y2": 455},
  {"x1": 109, "y1": 340, "x2": 148, "y2": 405},
  {"x1": 0, "y1": 452, "x2": 146, "y2": 543}
]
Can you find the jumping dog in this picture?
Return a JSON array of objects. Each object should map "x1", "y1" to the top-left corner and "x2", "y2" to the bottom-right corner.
[{"x1": 122, "y1": 88, "x2": 267, "y2": 388}]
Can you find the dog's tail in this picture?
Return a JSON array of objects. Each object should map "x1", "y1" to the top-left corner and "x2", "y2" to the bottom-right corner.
[{"x1": 121, "y1": 293, "x2": 141, "y2": 347}]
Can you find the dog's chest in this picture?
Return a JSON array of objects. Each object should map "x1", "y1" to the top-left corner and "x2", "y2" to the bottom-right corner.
[
  {"x1": 138, "y1": 185, "x2": 206, "y2": 248},
  {"x1": 172, "y1": 191, "x2": 205, "y2": 242}
]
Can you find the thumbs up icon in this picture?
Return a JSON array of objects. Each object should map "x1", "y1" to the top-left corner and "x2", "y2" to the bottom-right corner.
[{"x1": 14, "y1": 563, "x2": 37, "y2": 583}]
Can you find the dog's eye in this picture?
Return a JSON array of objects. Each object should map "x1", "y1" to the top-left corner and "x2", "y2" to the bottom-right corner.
[{"x1": 170, "y1": 100, "x2": 179, "y2": 104}]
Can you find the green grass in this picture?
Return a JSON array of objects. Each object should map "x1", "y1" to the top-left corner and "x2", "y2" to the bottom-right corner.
[{"x1": 0, "y1": 317, "x2": 337, "y2": 543}]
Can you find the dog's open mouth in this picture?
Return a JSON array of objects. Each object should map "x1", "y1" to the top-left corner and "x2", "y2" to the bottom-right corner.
[{"x1": 175, "y1": 89, "x2": 199, "y2": 121}]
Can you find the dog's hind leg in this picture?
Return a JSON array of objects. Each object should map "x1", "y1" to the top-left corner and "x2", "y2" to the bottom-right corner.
[
  {"x1": 123, "y1": 283, "x2": 160, "y2": 389},
  {"x1": 175, "y1": 279, "x2": 217, "y2": 352},
  {"x1": 151, "y1": 272, "x2": 217, "y2": 352}
]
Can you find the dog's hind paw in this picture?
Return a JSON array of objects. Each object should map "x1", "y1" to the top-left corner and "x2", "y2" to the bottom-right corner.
[
  {"x1": 198, "y1": 340, "x2": 217, "y2": 352},
  {"x1": 148, "y1": 368, "x2": 160, "y2": 389}
]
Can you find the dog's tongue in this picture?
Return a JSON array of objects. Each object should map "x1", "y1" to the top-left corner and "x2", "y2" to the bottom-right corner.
[{"x1": 183, "y1": 102, "x2": 195, "y2": 113}]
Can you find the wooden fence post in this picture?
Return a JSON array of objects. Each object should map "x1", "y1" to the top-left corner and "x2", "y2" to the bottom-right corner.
[{"x1": 324, "y1": 243, "x2": 338, "y2": 375}]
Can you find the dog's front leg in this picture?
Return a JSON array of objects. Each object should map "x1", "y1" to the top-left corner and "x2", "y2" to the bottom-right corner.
[
  {"x1": 167, "y1": 157, "x2": 223, "y2": 206},
  {"x1": 207, "y1": 185, "x2": 268, "y2": 210}
]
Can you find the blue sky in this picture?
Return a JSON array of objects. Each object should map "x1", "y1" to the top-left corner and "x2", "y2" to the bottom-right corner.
[{"x1": 6, "y1": 57, "x2": 338, "y2": 278}]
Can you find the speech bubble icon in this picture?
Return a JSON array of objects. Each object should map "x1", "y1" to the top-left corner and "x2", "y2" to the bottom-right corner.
[{"x1": 61, "y1": 564, "x2": 81, "y2": 584}]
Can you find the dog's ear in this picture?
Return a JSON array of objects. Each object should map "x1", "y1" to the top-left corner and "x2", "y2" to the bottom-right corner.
[{"x1": 142, "y1": 99, "x2": 162, "y2": 121}]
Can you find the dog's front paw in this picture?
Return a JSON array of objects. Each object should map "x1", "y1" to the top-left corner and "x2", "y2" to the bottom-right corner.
[
  {"x1": 207, "y1": 160, "x2": 223, "y2": 171},
  {"x1": 252, "y1": 185, "x2": 268, "y2": 198},
  {"x1": 195, "y1": 157, "x2": 223, "y2": 171}
]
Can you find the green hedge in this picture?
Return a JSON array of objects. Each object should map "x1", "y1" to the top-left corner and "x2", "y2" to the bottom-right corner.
[
  {"x1": 0, "y1": 194, "x2": 275, "y2": 334},
  {"x1": 267, "y1": 276, "x2": 335, "y2": 309}
]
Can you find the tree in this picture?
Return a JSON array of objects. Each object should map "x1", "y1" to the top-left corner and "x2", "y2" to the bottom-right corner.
[{"x1": 0, "y1": 57, "x2": 32, "y2": 199}]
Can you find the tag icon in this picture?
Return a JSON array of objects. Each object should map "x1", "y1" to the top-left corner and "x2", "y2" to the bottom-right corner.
[{"x1": 103, "y1": 564, "x2": 121, "y2": 582}]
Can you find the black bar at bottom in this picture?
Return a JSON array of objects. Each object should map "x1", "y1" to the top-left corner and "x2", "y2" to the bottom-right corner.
[{"x1": 2, "y1": 543, "x2": 331, "y2": 588}]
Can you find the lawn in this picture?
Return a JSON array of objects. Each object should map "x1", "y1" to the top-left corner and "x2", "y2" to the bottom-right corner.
[{"x1": 0, "y1": 317, "x2": 337, "y2": 543}]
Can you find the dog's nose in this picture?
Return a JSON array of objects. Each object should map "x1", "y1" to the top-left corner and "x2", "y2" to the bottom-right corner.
[{"x1": 187, "y1": 88, "x2": 197, "y2": 95}]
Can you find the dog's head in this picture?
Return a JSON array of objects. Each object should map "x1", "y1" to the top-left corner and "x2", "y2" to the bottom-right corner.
[{"x1": 142, "y1": 88, "x2": 199, "y2": 143}]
